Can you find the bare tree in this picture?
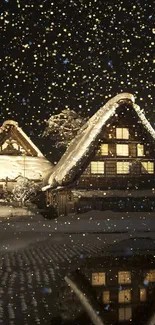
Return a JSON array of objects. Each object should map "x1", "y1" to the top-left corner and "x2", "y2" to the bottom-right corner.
[
  {"x1": 43, "y1": 109, "x2": 87, "y2": 148},
  {"x1": 12, "y1": 176, "x2": 41, "y2": 205}
]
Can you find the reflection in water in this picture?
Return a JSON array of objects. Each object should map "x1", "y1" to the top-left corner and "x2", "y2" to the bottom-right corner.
[{"x1": 57, "y1": 254, "x2": 155, "y2": 324}]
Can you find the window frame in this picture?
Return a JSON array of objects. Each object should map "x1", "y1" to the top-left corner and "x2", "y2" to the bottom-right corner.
[
  {"x1": 92, "y1": 272, "x2": 106, "y2": 286},
  {"x1": 118, "y1": 271, "x2": 131, "y2": 284},
  {"x1": 137, "y1": 144, "x2": 144, "y2": 157},
  {"x1": 90, "y1": 161, "x2": 105, "y2": 175},
  {"x1": 119, "y1": 307, "x2": 132, "y2": 322},
  {"x1": 118, "y1": 289, "x2": 131, "y2": 304},
  {"x1": 116, "y1": 128, "x2": 129, "y2": 139},
  {"x1": 116, "y1": 144, "x2": 129, "y2": 156},
  {"x1": 117, "y1": 162, "x2": 130, "y2": 174},
  {"x1": 141, "y1": 161, "x2": 154, "y2": 174},
  {"x1": 100, "y1": 144, "x2": 108, "y2": 156}
]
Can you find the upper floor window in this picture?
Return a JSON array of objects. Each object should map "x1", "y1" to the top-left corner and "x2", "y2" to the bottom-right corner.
[
  {"x1": 116, "y1": 128, "x2": 129, "y2": 139},
  {"x1": 116, "y1": 144, "x2": 129, "y2": 156},
  {"x1": 92, "y1": 272, "x2": 106, "y2": 286},
  {"x1": 91, "y1": 161, "x2": 104, "y2": 174},
  {"x1": 117, "y1": 162, "x2": 130, "y2": 174},
  {"x1": 141, "y1": 161, "x2": 154, "y2": 174},
  {"x1": 100, "y1": 144, "x2": 108, "y2": 155},
  {"x1": 118, "y1": 271, "x2": 131, "y2": 284},
  {"x1": 137, "y1": 144, "x2": 144, "y2": 156}
]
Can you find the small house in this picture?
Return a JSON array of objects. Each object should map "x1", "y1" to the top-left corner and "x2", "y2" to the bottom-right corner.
[
  {"x1": 0, "y1": 120, "x2": 53, "y2": 196},
  {"x1": 42, "y1": 93, "x2": 155, "y2": 217}
]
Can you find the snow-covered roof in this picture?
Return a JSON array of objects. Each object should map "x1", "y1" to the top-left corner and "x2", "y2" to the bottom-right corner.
[
  {"x1": 42, "y1": 93, "x2": 155, "y2": 191},
  {"x1": 0, "y1": 120, "x2": 43, "y2": 157}
]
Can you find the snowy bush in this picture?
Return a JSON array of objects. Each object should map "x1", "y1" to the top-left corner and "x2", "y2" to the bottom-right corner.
[
  {"x1": 12, "y1": 176, "x2": 41, "y2": 205},
  {"x1": 43, "y1": 109, "x2": 87, "y2": 148}
]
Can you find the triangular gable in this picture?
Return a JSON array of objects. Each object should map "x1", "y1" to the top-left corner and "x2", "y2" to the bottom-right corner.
[
  {"x1": 0, "y1": 120, "x2": 43, "y2": 157},
  {"x1": 43, "y1": 93, "x2": 155, "y2": 190}
]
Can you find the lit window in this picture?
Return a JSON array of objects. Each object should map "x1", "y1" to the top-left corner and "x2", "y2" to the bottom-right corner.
[
  {"x1": 137, "y1": 144, "x2": 144, "y2": 156},
  {"x1": 91, "y1": 162, "x2": 104, "y2": 174},
  {"x1": 117, "y1": 162, "x2": 130, "y2": 174},
  {"x1": 118, "y1": 271, "x2": 131, "y2": 284},
  {"x1": 118, "y1": 289, "x2": 131, "y2": 303},
  {"x1": 92, "y1": 273, "x2": 105, "y2": 286},
  {"x1": 140, "y1": 288, "x2": 146, "y2": 302},
  {"x1": 141, "y1": 162, "x2": 154, "y2": 174},
  {"x1": 103, "y1": 291, "x2": 110, "y2": 304},
  {"x1": 144, "y1": 270, "x2": 155, "y2": 282},
  {"x1": 100, "y1": 144, "x2": 108, "y2": 155},
  {"x1": 116, "y1": 128, "x2": 129, "y2": 139},
  {"x1": 119, "y1": 307, "x2": 132, "y2": 321},
  {"x1": 116, "y1": 144, "x2": 129, "y2": 156}
]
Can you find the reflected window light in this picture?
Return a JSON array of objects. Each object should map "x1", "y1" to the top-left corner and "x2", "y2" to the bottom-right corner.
[
  {"x1": 144, "y1": 269, "x2": 155, "y2": 282},
  {"x1": 103, "y1": 291, "x2": 110, "y2": 304},
  {"x1": 119, "y1": 307, "x2": 132, "y2": 321},
  {"x1": 118, "y1": 271, "x2": 131, "y2": 284},
  {"x1": 92, "y1": 273, "x2": 106, "y2": 286},
  {"x1": 118, "y1": 289, "x2": 131, "y2": 303},
  {"x1": 140, "y1": 288, "x2": 146, "y2": 302}
]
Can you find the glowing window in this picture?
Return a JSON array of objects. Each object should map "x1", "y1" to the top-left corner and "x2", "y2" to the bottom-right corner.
[
  {"x1": 137, "y1": 144, "x2": 144, "y2": 156},
  {"x1": 119, "y1": 307, "x2": 132, "y2": 321},
  {"x1": 118, "y1": 271, "x2": 131, "y2": 284},
  {"x1": 100, "y1": 144, "x2": 108, "y2": 155},
  {"x1": 118, "y1": 289, "x2": 131, "y2": 303},
  {"x1": 144, "y1": 270, "x2": 155, "y2": 282},
  {"x1": 140, "y1": 288, "x2": 146, "y2": 302},
  {"x1": 103, "y1": 291, "x2": 110, "y2": 304},
  {"x1": 92, "y1": 273, "x2": 105, "y2": 286},
  {"x1": 116, "y1": 144, "x2": 129, "y2": 156},
  {"x1": 91, "y1": 162, "x2": 104, "y2": 174},
  {"x1": 117, "y1": 162, "x2": 129, "y2": 174},
  {"x1": 116, "y1": 128, "x2": 129, "y2": 139},
  {"x1": 141, "y1": 162, "x2": 154, "y2": 174}
]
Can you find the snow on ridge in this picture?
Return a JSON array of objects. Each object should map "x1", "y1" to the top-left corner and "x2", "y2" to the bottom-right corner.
[
  {"x1": 43, "y1": 93, "x2": 135, "y2": 190},
  {"x1": 43, "y1": 92, "x2": 155, "y2": 191}
]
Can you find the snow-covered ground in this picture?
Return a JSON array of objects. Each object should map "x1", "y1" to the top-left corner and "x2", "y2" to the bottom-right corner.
[
  {"x1": 1, "y1": 207, "x2": 155, "y2": 234},
  {"x1": 0, "y1": 205, "x2": 37, "y2": 218}
]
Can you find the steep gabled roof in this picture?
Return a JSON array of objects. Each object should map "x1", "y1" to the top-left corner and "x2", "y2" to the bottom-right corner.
[
  {"x1": 0, "y1": 120, "x2": 43, "y2": 157},
  {"x1": 42, "y1": 93, "x2": 155, "y2": 191}
]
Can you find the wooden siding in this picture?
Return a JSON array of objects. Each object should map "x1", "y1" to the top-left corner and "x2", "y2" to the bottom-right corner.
[{"x1": 75, "y1": 104, "x2": 155, "y2": 190}]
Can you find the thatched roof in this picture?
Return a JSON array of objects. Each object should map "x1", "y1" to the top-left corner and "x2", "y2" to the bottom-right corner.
[{"x1": 42, "y1": 93, "x2": 155, "y2": 191}]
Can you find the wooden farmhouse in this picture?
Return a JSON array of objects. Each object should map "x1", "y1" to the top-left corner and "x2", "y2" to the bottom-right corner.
[
  {"x1": 0, "y1": 120, "x2": 53, "y2": 197},
  {"x1": 42, "y1": 93, "x2": 155, "y2": 217}
]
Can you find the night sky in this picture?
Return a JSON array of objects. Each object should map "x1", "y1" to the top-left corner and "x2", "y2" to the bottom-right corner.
[{"x1": 1, "y1": 0, "x2": 155, "y2": 143}]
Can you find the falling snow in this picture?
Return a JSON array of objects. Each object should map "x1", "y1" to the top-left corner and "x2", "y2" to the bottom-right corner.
[{"x1": 0, "y1": 0, "x2": 155, "y2": 140}]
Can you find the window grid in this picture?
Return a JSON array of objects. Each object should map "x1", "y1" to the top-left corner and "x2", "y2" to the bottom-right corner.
[
  {"x1": 116, "y1": 128, "x2": 129, "y2": 139},
  {"x1": 116, "y1": 144, "x2": 129, "y2": 156},
  {"x1": 91, "y1": 162, "x2": 104, "y2": 174},
  {"x1": 118, "y1": 289, "x2": 131, "y2": 303},
  {"x1": 118, "y1": 271, "x2": 131, "y2": 284},
  {"x1": 117, "y1": 162, "x2": 130, "y2": 174},
  {"x1": 141, "y1": 161, "x2": 154, "y2": 174},
  {"x1": 103, "y1": 291, "x2": 110, "y2": 304},
  {"x1": 100, "y1": 144, "x2": 108, "y2": 155},
  {"x1": 119, "y1": 307, "x2": 132, "y2": 321},
  {"x1": 140, "y1": 288, "x2": 146, "y2": 302},
  {"x1": 137, "y1": 144, "x2": 144, "y2": 156},
  {"x1": 92, "y1": 273, "x2": 106, "y2": 286},
  {"x1": 144, "y1": 270, "x2": 155, "y2": 282}
]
